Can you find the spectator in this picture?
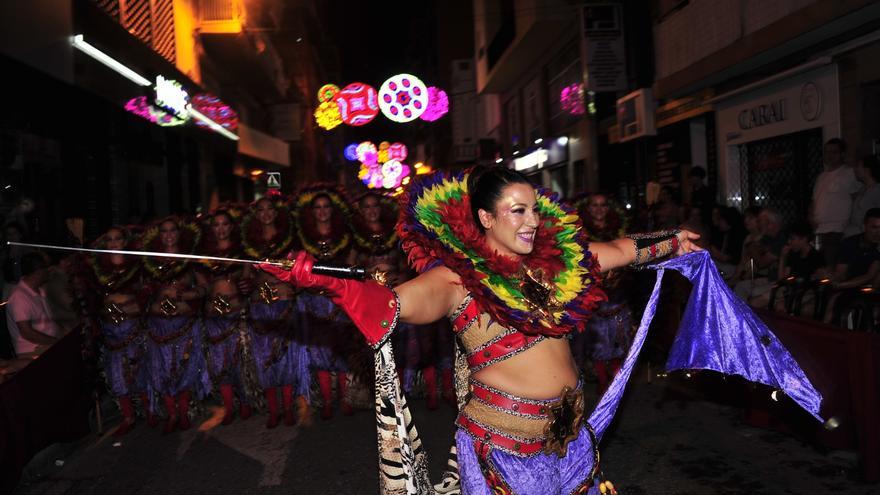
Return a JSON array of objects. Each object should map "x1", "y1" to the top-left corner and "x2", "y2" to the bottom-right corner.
[
  {"x1": 778, "y1": 223, "x2": 826, "y2": 281},
  {"x1": 1, "y1": 222, "x2": 31, "y2": 299},
  {"x1": 687, "y1": 166, "x2": 714, "y2": 226},
  {"x1": 734, "y1": 208, "x2": 786, "y2": 304},
  {"x1": 823, "y1": 208, "x2": 880, "y2": 323},
  {"x1": 709, "y1": 205, "x2": 745, "y2": 277},
  {"x1": 810, "y1": 138, "x2": 860, "y2": 265},
  {"x1": 843, "y1": 154, "x2": 880, "y2": 237},
  {"x1": 731, "y1": 206, "x2": 764, "y2": 281},
  {"x1": 5, "y1": 252, "x2": 62, "y2": 355}
]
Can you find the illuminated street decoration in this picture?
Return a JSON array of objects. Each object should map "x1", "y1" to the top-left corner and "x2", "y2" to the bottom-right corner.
[
  {"x1": 377, "y1": 141, "x2": 390, "y2": 163},
  {"x1": 356, "y1": 141, "x2": 378, "y2": 165},
  {"x1": 344, "y1": 143, "x2": 359, "y2": 161},
  {"x1": 154, "y1": 76, "x2": 190, "y2": 121},
  {"x1": 318, "y1": 84, "x2": 340, "y2": 103},
  {"x1": 420, "y1": 86, "x2": 449, "y2": 121},
  {"x1": 380, "y1": 160, "x2": 410, "y2": 189},
  {"x1": 191, "y1": 94, "x2": 239, "y2": 131},
  {"x1": 388, "y1": 142, "x2": 408, "y2": 161},
  {"x1": 378, "y1": 73, "x2": 428, "y2": 123},
  {"x1": 314, "y1": 100, "x2": 343, "y2": 130},
  {"x1": 125, "y1": 96, "x2": 186, "y2": 127},
  {"x1": 336, "y1": 83, "x2": 379, "y2": 126},
  {"x1": 560, "y1": 83, "x2": 586, "y2": 116}
]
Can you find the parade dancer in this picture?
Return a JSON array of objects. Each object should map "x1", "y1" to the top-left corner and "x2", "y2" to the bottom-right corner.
[
  {"x1": 292, "y1": 185, "x2": 355, "y2": 419},
  {"x1": 261, "y1": 167, "x2": 824, "y2": 494},
  {"x1": 242, "y1": 197, "x2": 309, "y2": 428},
  {"x1": 143, "y1": 218, "x2": 210, "y2": 434},
  {"x1": 197, "y1": 209, "x2": 254, "y2": 425},
  {"x1": 575, "y1": 193, "x2": 634, "y2": 394},
  {"x1": 89, "y1": 227, "x2": 153, "y2": 436}
]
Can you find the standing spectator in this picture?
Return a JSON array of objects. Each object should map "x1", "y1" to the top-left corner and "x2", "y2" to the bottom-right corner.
[
  {"x1": 810, "y1": 138, "x2": 861, "y2": 265},
  {"x1": 5, "y1": 252, "x2": 62, "y2": 355},
  {"x1": 843, "y1": 154, "x2": 880, "y2": 237}
]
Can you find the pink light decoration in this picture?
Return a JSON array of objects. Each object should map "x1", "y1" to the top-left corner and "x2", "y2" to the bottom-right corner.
[
  {"x1": 388, "y1": 143, "x2": 408, "y2": 161},
  {"x1": 420, "y1": 87, "x2": 449, "y2": 121},
  {"x1": 125, "y1": 96, "x2": 185, "y2": 126},
  {"x1": 356, "y1": 141, "x2": 378, "y2": 166},
  {"x1": 560, "y1": 83, "x2": 586, "y2": 116},
  {"x1": 336, "y1": 83, "x2": 379, "y2": 126},
  {"x1": 191, "y1": 93, "x2": 239, "y2": 131}
]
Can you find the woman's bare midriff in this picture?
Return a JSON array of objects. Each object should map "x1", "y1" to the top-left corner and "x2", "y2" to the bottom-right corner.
[{"x1": 471, "y1": 338, "x2": 579, "y2": 400}]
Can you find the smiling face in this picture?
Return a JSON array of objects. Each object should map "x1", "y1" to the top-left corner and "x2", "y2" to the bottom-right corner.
[
  {"x1": 360, "y1": 195, "x2": 381, "y2": 224},
  {"x1": 255, "y1": 199, "x2": 277, "y2": 226},
  {"x1": 478, "y1": 183, "x2": 540, "y2": 257},
  {"x1": 211, "y1": 213, "x2": 233, "y2": 241},
  {"x1": 159, "y1": 220, "x2": 179, "y2": 250},
  {"x1": 105, "y1": 228, "x2": 126, "y2": 250},
  {"x1": 587, "y1": 195, "x2": 610, "y2": 223},
  {"x1": 312, "y1": 195, "x2": 333, "y2": 224}
]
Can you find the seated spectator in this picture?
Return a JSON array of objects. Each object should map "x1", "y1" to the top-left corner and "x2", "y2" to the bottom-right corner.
[
  {"x1": 822, "y1": 208, "x2": 880, "y2": 323},
  {"x1": 709, "y1": 205, "x2": 745, "y2": 278},
  {"x1": 734, "y1": 208, "x2": 786, "y2": 304},
  {"x1": 843, "y1": 155, "x2": 880, "y2": 237},
  {"x1": 731, "y1": 206, "x2": 763, "y2": 280},
  {"x1": 770, "y1": 223, "x2": 827, "y2": 314},
  {"x1": 5, "y1": 252, "x2": 62, "y2": 355}
]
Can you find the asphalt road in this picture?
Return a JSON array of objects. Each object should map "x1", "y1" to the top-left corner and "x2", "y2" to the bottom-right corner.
[{"x1": 13, "y1": 368, "x2": 877, "y2": 495}]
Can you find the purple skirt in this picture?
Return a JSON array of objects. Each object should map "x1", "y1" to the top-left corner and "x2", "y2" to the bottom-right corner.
[
  {"x1": 455, "y1": 426, "x2": 598, "y2": 495},
  {"x1": 101, "y1": 319, "x2": 147, "y2": 397},
  {"x1": 249, "y1": 300, "x2": 310, "y2": 395},
  {"x1": 145, "y1": 316, "x2": 210, "y2": 398},
  {"x1": 296, "y1": 293, "x2": 352, "y2": 372},
  {"x1": 203, "y1": 314, "x2": 245, "y2": 386},
  {"x1": 586, "y1": 301, "x2": 632, "y2": 361}
]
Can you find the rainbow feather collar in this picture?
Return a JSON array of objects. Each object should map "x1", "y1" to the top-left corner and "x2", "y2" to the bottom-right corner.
[{"x1": 397, "y1": 171, "x2": 605, "y2": 338}]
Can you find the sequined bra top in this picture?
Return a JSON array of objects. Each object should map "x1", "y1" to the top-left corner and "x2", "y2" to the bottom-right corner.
[{"x1": 449, "y1": 294, "x2": 547, "y2": 373}]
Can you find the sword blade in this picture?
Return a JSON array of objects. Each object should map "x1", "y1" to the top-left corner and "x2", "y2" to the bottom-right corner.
[{"x1": 6, "y1": 241, "x2": 287, "y2": 266}]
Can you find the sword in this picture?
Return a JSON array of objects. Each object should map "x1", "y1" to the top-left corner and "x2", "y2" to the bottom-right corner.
[{"x1": 6, "y1": 241, "x2": 371, "y2": 280}]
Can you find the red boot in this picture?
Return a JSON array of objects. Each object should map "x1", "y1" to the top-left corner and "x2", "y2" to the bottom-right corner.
[
  {"x1": 113, "y1": 396, "x2": 136, "y2": 437},
  {"x1": 264, "y1": 388, "x2": 280, "y2": 428},
  {"x1": 240, "y1": 402, "x2": 253, "y2": 420},
  {"x1": 318, "y1": 371, "x2": 333, "y2": 419},
  {"x1": 162, "y1": 395, "x2": 178, "y2": 434},
  {"x1": 282, "y1": 385, "x2": 296, "y2": 426},
  {"x1": 220, "y1": 384, "x2": 235, "y2": 425},
  {"x1": 441, "y1": 368, "x2": 456, "y2": 408},
  {"x1": 177, "y1": 391, "x2": 191, "y2": 431},
  {"x1": 338, "y1": 372, "x2": 353, "y2": 416},
  {"x1": 296, "y1": 395, "x2": 312, "y2": 427},
  {"x1": 142, "y1": 393, "x2": 158, "y2": 427},
  {"x1": 423, "y1": 366, "x2": 439, "y2": 410}
]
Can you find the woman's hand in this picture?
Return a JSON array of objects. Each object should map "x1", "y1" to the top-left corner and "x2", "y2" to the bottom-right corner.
[{"x1": 675, "y1": 229, "x2": 703, "y2": 256}]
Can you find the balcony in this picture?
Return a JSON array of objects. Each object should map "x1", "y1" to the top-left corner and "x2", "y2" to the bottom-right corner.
[{"x1": 475, "y1": 0, "x2": 574, "y2": 94}]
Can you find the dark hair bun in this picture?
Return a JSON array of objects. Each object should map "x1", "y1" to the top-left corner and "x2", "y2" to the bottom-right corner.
[{"x1": 468, "y1": 166, "x2": 532, "y2": 232}]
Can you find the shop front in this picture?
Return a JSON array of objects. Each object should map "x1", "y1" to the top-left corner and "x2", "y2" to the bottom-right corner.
[{"x1": 714, "y1": 63, "x2": 840, "y2": 222}]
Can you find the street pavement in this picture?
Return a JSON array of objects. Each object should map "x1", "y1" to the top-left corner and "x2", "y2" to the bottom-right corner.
[{"x1": 13, "y1": 368, "x2": 878, "y2": 495}]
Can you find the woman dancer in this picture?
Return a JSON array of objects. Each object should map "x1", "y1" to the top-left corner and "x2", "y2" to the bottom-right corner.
[
  {"x1": 90, "y1": 226, "x2": 152, "y2": 436},
  {"x1": 197, "y1": 208, "x2": 254, "y2": 425},
  {"x1": 292, "y1": 185, "x2": 355, "y2": 419},
  {"x1": 242, "y1": 197, "x2": 310, "y2": 428},
  {"x1": 143, "y1": 217, "x2": 209, "y2": 434},
  {"x1": 261, "y1": 167, "x2": 823, "y2": 494}
]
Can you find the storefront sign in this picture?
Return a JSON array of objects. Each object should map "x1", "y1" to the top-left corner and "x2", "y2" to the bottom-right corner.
[
  {"x1": 580, "y1": 3, "x2": 627, "y2": 92},
  {"x1": 513, "y1": 149, "x2": 549, "y2": 171},
  {"x1": 737, "y1": 99, "x2": 786, "y2": 130},
  {"x1": 655, "y1": 89, "x2": 714, "y2": 128},
  {"x1": 154, "y1": 75, "x2": 190, "y2": 120}
]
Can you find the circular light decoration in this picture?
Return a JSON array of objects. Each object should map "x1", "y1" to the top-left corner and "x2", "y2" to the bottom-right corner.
[
  {"x1": 344, "y1": 143, "x2": 359, "y2": 161},
  {"x1": 359, "y1": 163, "x2": 383, "y2": 189},
  {"x1": 191, "y1": 93, "x2": 239, "y2": 131},
  {"x1": 388, "y1": 142, "x2": 408, "y2": 161},
  {"x1": 356, "y1": 141, "x2": 378, "y2": 166},
  {"x1": 560, "y1": 83, "x2": 586, "y2": 116},
  {"x1": 315, "y1": 101, "x2": 342, "y2": 130},
  {"x1": 336, "y1": 83, "x2": 379, "y2": 126},
  {"x1": 380, "y1": 160, "x2": 411, "y2": 189},
  {"x1": 318, "y1": 84, "x2": 340, "y2": 103},
  {"x1": 378, "y1": 73, "x2": 429, "y2": 123},
  {"x1": 420, "y1": 87, "x2": 449, "y2": 121}
]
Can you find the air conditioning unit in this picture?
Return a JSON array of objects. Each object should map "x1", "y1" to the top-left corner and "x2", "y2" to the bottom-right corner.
[{"x1": 616, "y1": 89, "x2": 656, "y2": 142}]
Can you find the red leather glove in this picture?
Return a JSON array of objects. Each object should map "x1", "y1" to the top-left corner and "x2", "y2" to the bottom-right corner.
[{"x1": 258, "y1": 251, "x2": 398, "y2": 349}]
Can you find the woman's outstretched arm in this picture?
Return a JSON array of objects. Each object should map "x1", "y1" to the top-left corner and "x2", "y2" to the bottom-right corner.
[{"x1": 395, "y1": 266, "x2": 467, "y2": 325}]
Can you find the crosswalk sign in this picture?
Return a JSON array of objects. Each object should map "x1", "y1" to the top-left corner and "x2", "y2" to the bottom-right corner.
[{"x1": 267, "y1": 172, "x2": 281, "y2": 190}]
